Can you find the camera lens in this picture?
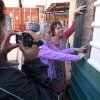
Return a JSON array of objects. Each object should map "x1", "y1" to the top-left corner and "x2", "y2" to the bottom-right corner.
[{"x1": 22, "y1": 32, "x2": 33, "y2": 47}]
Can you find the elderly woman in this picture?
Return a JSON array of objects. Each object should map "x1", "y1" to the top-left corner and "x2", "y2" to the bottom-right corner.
[{"x1": 43, "y1": 4, "x2": 87, "y2": 93}]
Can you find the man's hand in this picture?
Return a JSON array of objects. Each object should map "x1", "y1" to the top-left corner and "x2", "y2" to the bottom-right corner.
[
  {"x1": 1, "y1": 30, "x2": 18, "y2": 53},
  {"x1": 0, "y1": 30, "x2": 18, "y2": 60},
  {"x1": 18, "y1": 31, "x2": 39, "y2": 60}
]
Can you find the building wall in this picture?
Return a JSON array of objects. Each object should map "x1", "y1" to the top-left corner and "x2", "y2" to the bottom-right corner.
[
  {"x1": 5, "y1": 8, "x2": 39, "y2": 31},
  {"x1": 68, "y1": 0, "x2": 95, "y2": 47},
  {"x1": 88, "y1": 0, "x2": 100, "y2": 72},
  {"x1": 68, "y1": 0, "x2": 76, "y2": 46},
  {"x1": 82, "y1": 0, "x2": 95, "y2": 45},
  {"x1": 69, "y1": 0, "x2": 100, "y2": 99},
  {"x1": 69, "y1": 58, "x2": 100, "y2": 100},
  {"x1": 36, "y1": 5, "x2": 45, "y2": 23}
]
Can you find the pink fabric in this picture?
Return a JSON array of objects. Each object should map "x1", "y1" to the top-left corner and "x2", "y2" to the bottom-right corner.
[{"x1": 63, "y1": 21, "x2": 76, "y2": 39}]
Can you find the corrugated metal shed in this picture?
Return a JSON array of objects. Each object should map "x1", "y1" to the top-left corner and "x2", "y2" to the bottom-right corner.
[
  {"x1": 45, "y1": 2, "x2": 69, "y2": 25},
  {"x1": 45, "y1": 2, "x2": 69, "y2": 13}
]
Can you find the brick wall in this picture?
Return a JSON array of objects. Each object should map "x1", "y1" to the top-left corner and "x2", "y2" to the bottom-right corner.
[{"x1": 82, "y1": 0, "x2": 96, "y2": 45}]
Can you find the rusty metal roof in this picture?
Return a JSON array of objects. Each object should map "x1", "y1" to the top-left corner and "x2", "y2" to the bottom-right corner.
[{"x1": 45, "y1": 2, "x2": 69, "y2": 13}]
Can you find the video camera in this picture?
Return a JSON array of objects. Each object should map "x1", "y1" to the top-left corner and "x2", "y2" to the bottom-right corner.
[{"x1": 16, "y1": 23, "x2": 43, "y2": 47}]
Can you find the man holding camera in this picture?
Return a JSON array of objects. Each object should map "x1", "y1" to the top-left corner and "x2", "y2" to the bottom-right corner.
[
  {"x1": 0, "y1": 30, "x2": 57, "y2": 100},
  {"x1": 0, "y1": 1, "x2": 57, "y2": 99}
]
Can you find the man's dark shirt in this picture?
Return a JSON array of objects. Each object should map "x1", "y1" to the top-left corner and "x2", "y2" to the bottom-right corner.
[{"x1": 0, "y1": 59, "x2": 57, "y2": 100}]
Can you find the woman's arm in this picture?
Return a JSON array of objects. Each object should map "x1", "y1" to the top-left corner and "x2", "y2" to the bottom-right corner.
[
  {"x1": 61, "y1": 48, "x2": 75, "y2": 54},
  {"x1": 38, "y1": 46, "x2": 80, "y2": 62},
  {"x1": 63, "y1": 4, "x2": 87, "y2": 39},
  {"x1": 63, "y1": 21, "x2": 76, "y2": 39}
]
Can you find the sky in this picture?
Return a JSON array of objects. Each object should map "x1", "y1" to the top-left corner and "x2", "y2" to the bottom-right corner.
[
  {"x1": 22, "y1": 0, "x2": 70, "y2": 9},
  {"x1": 3, "y1": 0, "x2": 70, "y2": 9}
]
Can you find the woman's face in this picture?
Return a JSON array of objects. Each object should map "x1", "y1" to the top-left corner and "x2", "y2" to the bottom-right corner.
[{"x1": 54, "y1": 24, "x2": 63, "y2": 37}]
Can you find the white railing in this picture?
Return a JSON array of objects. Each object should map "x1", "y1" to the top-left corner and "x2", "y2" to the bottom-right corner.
[{"x1": 88, "y1": 0, "x2": 100, "y2": 72}]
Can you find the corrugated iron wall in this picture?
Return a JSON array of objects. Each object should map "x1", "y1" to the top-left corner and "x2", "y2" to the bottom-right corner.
[
  {"x1": 69, "y1": 59, "x2": 100, "y2": 100},
  {"x1": 5, "y1": 7, "x2": 39, "y2": 31}
]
